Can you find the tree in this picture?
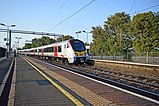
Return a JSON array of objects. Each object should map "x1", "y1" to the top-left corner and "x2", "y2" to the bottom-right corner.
[
  {"x1": 105, "y1": 12, "x2": 131, "y2": 55},
  {"x1": 39, "y1": 36, "x2": 53, "y2": 46},
  {"x1": 91, "y1": 12, "x2": 131, "y2": 56},
  {"x1": 31, "y1": 38, "x2": 39, "y2": 48},
  {"x1": 31, "y1": 36, "x2": 54, "y2": 48},
  {"x1": 56, "y1": 35, "x2": 73, "y2": 42},
  {"x1": 23, "y1": 36, "x2": 55, "y2": 49},
  {"x1": 91, "y1": 26, "x2": 106, "y2": 55},
  {"x1": 129, "y1": 11, "x2": 159, "y2": 56},
  {"x1": 22, "y1": 43, "x2": 32, "y2": 49}
]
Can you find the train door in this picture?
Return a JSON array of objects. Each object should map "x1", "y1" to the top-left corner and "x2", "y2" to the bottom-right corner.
[
  {"x1": 42, "y1": 49, "x2": 44, "y2": 56},
  {"x1": 54, "y1": 46, "x2": 58, "y2": 57},
  {"x1": 66, "y1": 43, "x2": 72, "y2": 57},
  {"x1": 64, "y1": 44, "x2": 67, "y2": 57}
]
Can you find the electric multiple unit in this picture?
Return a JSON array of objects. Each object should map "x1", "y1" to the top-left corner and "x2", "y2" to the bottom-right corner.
[{"x1": 19, "y1": 39, "x2": 89, "y2": 64}]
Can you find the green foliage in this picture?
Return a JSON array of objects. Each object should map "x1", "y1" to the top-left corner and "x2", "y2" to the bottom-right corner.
[
  {"x1": 56, "y1": 35, "x2": 73, "y2": 42},
  {"x1": 39, "y1": 36, "x2": 53, "y2": 46},
  {"x1": 22, "y1": 35, "x2": 73, "y2": 49},
  {"x1": 17, "y1": 48, "x2": 22, "y2": 50},
  {"x1": 22, "y1": 43, "x2": 31, "y2": 49},
  {"x1": 91, "y1": 11, "x2": 159, "y2": 57},
  {"x1": 91, "y1": 12, "x2": 131, "y2": 56},
  {"x1": 31, "y1": 38, "x2": 39, "y2": 48},
  {"x1": 129, "y1": 11, "x2": 159, "y2": 56},
  {"x1": 91, "y1": 26, "x2": 106, "y2": 55},
  {"x1": 23, "y1": 36, "x2": 55, "y2": 49}
]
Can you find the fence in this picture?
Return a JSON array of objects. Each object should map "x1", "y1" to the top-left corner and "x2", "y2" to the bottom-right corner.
[{"x1": 89, "y1": 52, "x2": 159, "y2": 64}]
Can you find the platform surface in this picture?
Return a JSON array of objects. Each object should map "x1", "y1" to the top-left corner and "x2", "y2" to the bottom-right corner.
[
  {"x1": 13, "y1": 57, "x2": 81, "y2": 106},
  {"x1": 0, "y1": 57, "x2": 13, "y2": 87}
]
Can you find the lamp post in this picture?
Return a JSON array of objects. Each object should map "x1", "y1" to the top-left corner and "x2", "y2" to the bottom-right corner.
[
  {"x1": 15, "y1": 37, "x2": 22, "y2": 48},
  {"x1": 83, "y1": 30, "x2": 91, "y2": 43},
  {"x1": 75, "y1": 31, "x2": 81, "y2": 39},
  {"x1": 0, "y1": 23, "x2": 16, "y2": 58},
  {"x1": 14, "y1": 41, "x2": 18, "y2": 48}
]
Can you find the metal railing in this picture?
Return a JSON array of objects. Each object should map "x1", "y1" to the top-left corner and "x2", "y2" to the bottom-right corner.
[{"x1": 89, "y1": 52, "x2": 159, "y2": 64}]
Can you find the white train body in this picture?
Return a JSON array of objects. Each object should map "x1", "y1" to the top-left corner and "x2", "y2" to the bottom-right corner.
[{"x1": 19, "y1": 39, "x2": 88, "y2": 64}]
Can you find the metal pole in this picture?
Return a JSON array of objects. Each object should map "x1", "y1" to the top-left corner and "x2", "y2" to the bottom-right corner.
[
  {"x1": 62, "y1": 35, "x2": 64, "y2": 41},
  {"x1": 83, "y1": 31, "x2": 91, "y2": 43},
  {"x1": 77, "y1": 33, "x2": 78, "y2": 39},
  {"x1": 0, "y1": 23, "x2": 16, "y2": 58},
  {"x1": 15, "y1": 37, "x2": 22, "y2": 49},
  {"x1": 18, "y1": 38, "x2": 19, "y2": 48},
  {"x1": 7, "y1": 27, "x2": 9, "y2": 58},
  {"x1": 87, "y1": 32, "x2": 88, "y2": 43},
  {"x1": 76, "y1": 31, "x2": 81, "y2": 39},
  {"x1": 9, "y1": 30, "x2": 11, "y2": 56}
]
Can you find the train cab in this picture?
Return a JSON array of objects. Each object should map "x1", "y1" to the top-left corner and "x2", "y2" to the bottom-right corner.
[{"x1": 66, "y1": 39, "x2": 88, "y2": 64}]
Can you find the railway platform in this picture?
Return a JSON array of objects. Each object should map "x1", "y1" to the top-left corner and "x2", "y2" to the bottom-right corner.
[
  {"x1": 0, "y1": 57, "x2": 12, "y2": 86},
  {"x1": 0, "y1": 56, "x2": 159, "y2": 105},
  {"x1": 0, "y1": 57, "x2": 14, "y2": 105},
  {"x1": 0, "y1": 57, "x2": 6, "y2": 62},
  {"x1": 8, "y1": 56, "x2": 92, "y2": 106}
]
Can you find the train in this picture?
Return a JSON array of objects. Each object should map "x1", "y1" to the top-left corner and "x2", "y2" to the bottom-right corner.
[{"x1": 19, "y1": 39, "x2": 89, "y2": 64}]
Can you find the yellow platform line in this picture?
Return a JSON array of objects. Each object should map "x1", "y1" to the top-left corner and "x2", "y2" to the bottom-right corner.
[{"x1": 22, "y1": 57, "x2": 84, "y2": 106}]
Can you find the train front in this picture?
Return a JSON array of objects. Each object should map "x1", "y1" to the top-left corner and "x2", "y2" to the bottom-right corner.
[{"x1": 70, "y1": 39, "x2": 88, "y2": 64}]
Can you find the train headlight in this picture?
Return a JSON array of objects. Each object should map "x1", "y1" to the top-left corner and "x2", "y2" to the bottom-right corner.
[
  {"x1": 75, "y1": 53, "x2": 78, "y2": 56},
  {"x1": 85, "y1": 52, "x2": 86, "y2": 56}
]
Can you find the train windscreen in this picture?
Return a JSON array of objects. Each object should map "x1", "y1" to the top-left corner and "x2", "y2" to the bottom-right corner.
[{"x1": 70, "y1": 40, "x2": 85, "y2": 51}]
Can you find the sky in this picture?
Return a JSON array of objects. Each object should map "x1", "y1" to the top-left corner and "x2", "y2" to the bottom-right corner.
[{"x1": 0, "y1": 0, "x2": 158, "y2": 49}]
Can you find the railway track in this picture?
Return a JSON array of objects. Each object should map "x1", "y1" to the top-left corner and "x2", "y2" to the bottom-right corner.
[{"x1": 26, "y1": 56, "x2": 159, "y2": 102}]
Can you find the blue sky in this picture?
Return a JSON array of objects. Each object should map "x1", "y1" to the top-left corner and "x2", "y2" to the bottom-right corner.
[{"x1": 0, "y1": 0, "x2": 158, "y2": 48}]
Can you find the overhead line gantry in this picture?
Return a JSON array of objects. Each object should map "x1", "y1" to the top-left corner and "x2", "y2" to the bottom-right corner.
[
  {"x1": 0, "y1": 28, "x2": 62, "y2": 36},
  {"x1": 0, "y1": 28, "x2": 63, "y2": 57}
]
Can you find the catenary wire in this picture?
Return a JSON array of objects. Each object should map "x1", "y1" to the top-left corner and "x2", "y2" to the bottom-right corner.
[
  {"x1": 131, "y1": 4, "x2": 159, "y2": 15},
  {"x1": 48, "y1": 0, "x2": 95, "y2": 32},
  {"x1": 129, "y1": 0, "x2": 136, "y2": 14},
  {"x1": 42, "y1": 0, "x2": 69, "y2": 26}
]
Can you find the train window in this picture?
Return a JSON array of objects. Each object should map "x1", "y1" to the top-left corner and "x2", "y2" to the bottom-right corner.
[
  {"x1": 48, "y1": 47, "x2": 50, "y2": 52},
  {"x1": 44, "y1": 48, "x2": 48, "y2": 52},
  {"x1": 58, "y1": 45, "x2": 62, "y2": 52},
  {"x1": 67, "y1": 43, "x2": 70, "y2": 48},
  {"x1": 39, "y1": 49, "x2": 42, "y2": 52},
  {"x1": 47, "y1": 47, "x2": 50, "y2": 52},
  {"x1": 47, "y1": 47, "x2": 53, "y2": 52},
  {"x1": 52, "y1": 47, "x2": 54, "y2": 52},
  {"x1": 70, "y1": 40, "x2": 85, "y2": 51}
]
